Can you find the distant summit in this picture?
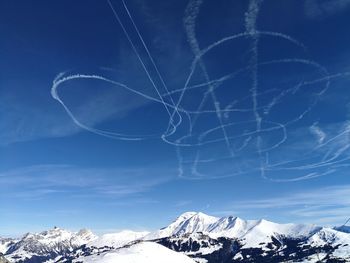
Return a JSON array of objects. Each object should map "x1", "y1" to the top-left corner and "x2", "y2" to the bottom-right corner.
[{"x1": 1, "y1": 212, "x2": 350, "y2": 262}]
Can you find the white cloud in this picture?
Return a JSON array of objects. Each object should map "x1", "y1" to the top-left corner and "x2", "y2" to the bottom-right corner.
[
  {"x1": 228, "y1": 185, "x2": 350, "y2": 225},
  {"x1": 0, "y1": 95, "x2": 78, "y2": 145},
  {"x1": 310, "y1": 122, "x2": 326, "y2": 144},
  {"x1": 305, "y1": 0, "x2": 350, "y2": 19},
  {"x1": 0, "y1": 164, "x2": 172, "y2": 199},
  {"x1": 0, "y1": 83, "x2": 151, "y2": 146},
  {"x1": 174, "y1": 200, "x2": 193, "y2": 207}
]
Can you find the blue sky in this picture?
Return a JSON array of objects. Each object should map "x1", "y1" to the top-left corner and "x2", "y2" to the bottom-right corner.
[{"x1": 1, "y1": 0, "x2": 350, "y2": 236}]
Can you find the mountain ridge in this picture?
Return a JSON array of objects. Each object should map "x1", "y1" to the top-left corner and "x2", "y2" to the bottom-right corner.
[{"x1": 1, "y1": 211, "x2": 350, "y2": 262}]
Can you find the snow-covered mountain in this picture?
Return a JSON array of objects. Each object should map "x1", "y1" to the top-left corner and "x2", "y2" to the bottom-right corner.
[
  {"x1": 4, "y1": 227, "x2": 96, "y2": 262},
  {"x1": 151, "y1": 212, "x2": 350, "y2": 262},
  {"x1": 306, "y1": 227, "x2": 350, "y2": 260},
  {"x1": 145, "y1": 211, "x2": 320, "y2": 244},
  {"x1": 145, "y1": 212, "x2": 219, "y2": 239},
  {"x1": 238, "y1": 218, "x2": 320, "y2": 248},
  {"x1": 2, "y1": 212, "x2": 350, "y2": 262},
  {"x1": 0, "y1": 238, "x2": 16, "y2": 255}
]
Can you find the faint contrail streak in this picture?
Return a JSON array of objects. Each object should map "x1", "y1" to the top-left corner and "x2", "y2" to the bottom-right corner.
[{"x1": 50, "y1": 0, "x2": 350, "y2": 182}]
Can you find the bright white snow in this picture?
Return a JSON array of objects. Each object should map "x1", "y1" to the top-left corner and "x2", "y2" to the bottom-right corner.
[
  {"x1": 72, "y1": 242, "x2": 196, "y2": 263},
  {"x1": 88, "y1": 230, "x2": 149, "y2": 248}
]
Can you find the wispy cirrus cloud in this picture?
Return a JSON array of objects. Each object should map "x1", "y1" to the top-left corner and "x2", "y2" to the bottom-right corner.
[
  {"x1": 222, "y1": 185, "x2": 350, "y2": 225},
  {"x1": 0, "y1": 164, "x2": 172, "y2": 200},
  {"x1": 174, "y1": 200, "x2": 193, "y2": 207},
  {"x1": 305, "y1": 0, "x2": 350, "y2": 19},
  {"x1": 0, "y1": 78, "x2": 150, "y2": 146},
  {"x1": 0, "y1": 94, "x2": 78, "y2": 145},
  {"x1": 0, "y1": 164, "x2": 170, "y2": 236}
]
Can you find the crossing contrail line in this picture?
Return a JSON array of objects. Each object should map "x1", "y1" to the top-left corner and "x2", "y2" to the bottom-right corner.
[{"x1": 50, "y1": 0, "x2": 350, "y2": 181}]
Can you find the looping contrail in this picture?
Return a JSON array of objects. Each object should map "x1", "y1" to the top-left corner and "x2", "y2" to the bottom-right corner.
[{"x1": 51, "y1": 0, "x2": 350, "y2": 182}]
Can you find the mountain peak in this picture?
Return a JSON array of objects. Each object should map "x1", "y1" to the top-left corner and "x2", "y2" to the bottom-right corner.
[
  {"x1": 77, "y1": 228, "x2": 96, "y2": 239},
  {"x1": 177, "y1": 211, "x2": 217, "y2": 220},
  {"x1": 3, "y1": 212, "x2": 350, "y2": 262},
  {"x1": 176, "y1": 211, "x2": 200, "y2": 221},
  {"x1": 145, "y1": 212, "x2": 219, "y2": 239}
]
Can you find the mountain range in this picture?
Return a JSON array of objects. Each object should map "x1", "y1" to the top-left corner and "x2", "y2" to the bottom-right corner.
[{"x1": 1, "y1": 212, "x2": 350, "y2": 262}]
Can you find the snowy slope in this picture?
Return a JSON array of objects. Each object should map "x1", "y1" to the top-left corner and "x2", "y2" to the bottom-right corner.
[
  {"x1": 0, "y1": 238, "x2": 16, "y2": 255},
  {"x1": 307, "y1": 227, "x2": 350, "y2": 260},
  {"x1": 88, "y1": 230, "x2": 149, "y2": 248},
  {"x1": 207, "y1": 216, "x2": 258, "y2": 239},
  {"x1": 72, "y1": 242, "x2": 196, "y2": 263},
  {"x1": 156, "y1": 232, "x2": 223, "y2": 256},
  {"x1": 240, "y1": 219, "x2": 320, "y2": 248}
]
